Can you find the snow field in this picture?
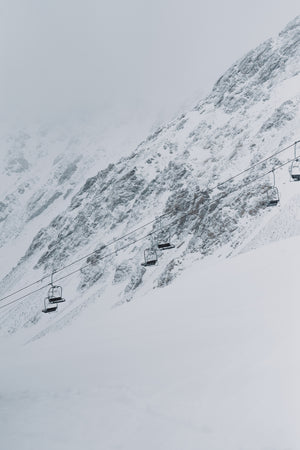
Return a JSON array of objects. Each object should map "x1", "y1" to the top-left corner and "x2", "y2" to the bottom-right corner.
[{"x1": 1, "y1": 234, "x2": 300, "y2": 449}]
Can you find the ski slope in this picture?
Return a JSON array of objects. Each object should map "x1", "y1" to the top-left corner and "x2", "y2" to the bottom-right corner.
[{"x1": 1, "y1": 233, "x2": 300, "y2": 450}]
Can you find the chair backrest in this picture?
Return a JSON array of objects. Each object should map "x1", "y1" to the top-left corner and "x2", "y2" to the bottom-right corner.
[
  {"x1": 157, "y1": 230, "x2": 170, "y2": 245},
  {"x1": 267, "y1": 186, "x2": 279, "y2": 204},
  {"x1": 145, "y1": 248, "x2": 157, "y2": 262},
  {"x1": 291, "y1": 160, "x2": 300, "y2": 173},
  {"x1": 48, "y1": 285, "x2": 62, "y2": 300}
]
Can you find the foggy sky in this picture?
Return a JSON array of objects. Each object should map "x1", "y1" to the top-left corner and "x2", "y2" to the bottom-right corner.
[{"x1": 0, "y1": 0, "x2": 299, "y2": 127}]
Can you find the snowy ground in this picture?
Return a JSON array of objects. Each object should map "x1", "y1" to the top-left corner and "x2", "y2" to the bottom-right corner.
[{"x1": 1, "y1": 233, "x2": 300, "y2": 450}]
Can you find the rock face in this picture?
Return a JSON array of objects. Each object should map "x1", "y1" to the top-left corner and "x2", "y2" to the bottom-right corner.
[
  {"x1": 0, "y1": 16, "x2": 300, "y2": 334},
  {"x1": 207, "y1": 17, "x2": 300, "y2": 113}
]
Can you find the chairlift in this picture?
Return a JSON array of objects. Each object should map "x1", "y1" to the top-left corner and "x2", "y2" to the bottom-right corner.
[
  {"x1": 156, "y1": 217, "x2": 175, "y2": 250},
  {"x1": 157, "y1": 230, "x2": 175, "y2": 250},
  {"x1": 267, "y1": 169, "x2": 279, "y2": 207},
  {"x1": 267, "y1": 187, "x2": 280, "y2": 206},
  {"x1": 290, "y1": 142, "x2": 300, "y2": 181},
  {"x1": 291, "y1": 159, "x2": 300, "y2": 181},
  {"x1": 47, "y1": 273, "x2": 65, "y2": 304},
  {"x1": 141, "y1": 248, "x2": 158, "y2": 267},
  {"x1": 42, "y1": 297, "x2": 58, "y2": 314}
]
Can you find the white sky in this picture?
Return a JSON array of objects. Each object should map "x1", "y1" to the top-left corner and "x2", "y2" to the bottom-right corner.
[{"x1": 0, "y1": 0, "x2": 299, "y2": 127}]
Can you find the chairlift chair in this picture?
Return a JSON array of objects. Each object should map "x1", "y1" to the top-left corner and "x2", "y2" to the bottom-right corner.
[
  {"x1": 47, "y1": 273, "x2": 65, "y2": 304},
  {"x1": 290, "y1": 159, "x2": 300, "y2": 181},
  {"x1": 266, "y1": 169, "x2": 280, "y2": 207},
  {"x1": 42, "y1": 297, "x2": 58, "y2": 314},
  {"x1": 141, "y1": 248, "x2": 158, "y2": 267},
  {"x1": 157, "y1": 230, "x2": 175, "y2": 250},
  {"x1": 48, "y1": 284, "x2": 65, "y2": 303},
  {"x1": 156, "y1": 217, "x2": 175, "y2": 250},
  {"x1": 267, "y1": 186, "x2": 280, "y2": 206},
  {"x1": 290, "y1": 141, "x2": 300, "y2": 181}
]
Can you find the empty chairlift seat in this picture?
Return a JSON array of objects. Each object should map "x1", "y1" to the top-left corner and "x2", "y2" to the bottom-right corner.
[
  {"x1": 47, "y1": 273, "x2": 66, "y2": 304},
  {"x1": 42, "y1": 297, "x2": 58, "y2": 313},
  {"x1": 42, "y1": 273, "x2": 66, "y2": 313},
  {"x1": 266, "y1": 168, "x2": 280, "y2": 207},
  {"x1": 267, "y1": 186, "x2": 280, "y2": 206},
  {"x1": 290, "y1": 159, "x2": 300, "y2": 181},
  {"x1": 48, "y1": 284, "x2": 65, "y2": 304},
  {"x1": 141, "y1": 248, "x2": 158, "y2": 267},
  {"x1": 290, "y1": 141, "x2": 300, "y2": 181},
  {"x1": 157, "y1": 230, "x2": 175, "y2": 250}
]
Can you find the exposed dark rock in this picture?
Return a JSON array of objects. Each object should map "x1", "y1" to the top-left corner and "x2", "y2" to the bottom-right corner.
[
  {"x1": 125, "y1": 266, "x2": 146, "y2": 293},
  {"x1": 27, "y1": 191, "x2": 62, "y2": 221},
  {"x1": 260, "y1": 101, "x2": 296, "y2": 133},
  {"x1": 6, "y1": 156, "x2": 29, "y2": 173},
  {"x1": 58, "y1": 162, "x2": 78, "y2": 184}
]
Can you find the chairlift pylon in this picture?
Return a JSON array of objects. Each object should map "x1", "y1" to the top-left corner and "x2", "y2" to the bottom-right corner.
[
  {"x1": 267, "y1": 169, "x2": 279, "y2": 207},
  {"x1": 141, "y1": 248, "x2": 158, "y2": 267}
]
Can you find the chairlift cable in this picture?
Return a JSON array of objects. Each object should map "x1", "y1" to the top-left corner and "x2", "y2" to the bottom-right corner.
[
  {"x1": 0, "y1": 157, "x2": 294, "y2": 312},
  {"x1": 0, "y1": 284, "x2": 51, "y2": 311},
  {"x1": 0, "y1": 141, "x2": 298, "y2": 307},
  {"x1": 0, "y1": 231, "x2": 159, "y2": 310},
  {"x1": 210, "y1": 141, "x2": 296, "y2": 190},
  {"x1": 0, "y1": 275, "x2": 50, "y2": 303},
  {"x1": 1, "y1": 156, "x2": 295, "y2": 312}
]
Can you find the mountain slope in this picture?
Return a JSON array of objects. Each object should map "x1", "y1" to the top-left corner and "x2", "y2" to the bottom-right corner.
[
  {"x1": 0, "y1": 16, "x2": 300, "y2": 335},
  {"x1": 0, "y1": 114, "x2": 158, "y2": 278}
]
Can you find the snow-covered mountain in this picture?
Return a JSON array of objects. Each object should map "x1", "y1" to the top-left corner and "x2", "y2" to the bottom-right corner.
[
  {"x1": 1, "y1": 14, "x2": 300, "y2": 450},
  {"x1": 0, "y1": 15, "x2": 300, "y2": 337},
  {"x1": 0, "y1": 112, "x2": 160, "y2": 277}
]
